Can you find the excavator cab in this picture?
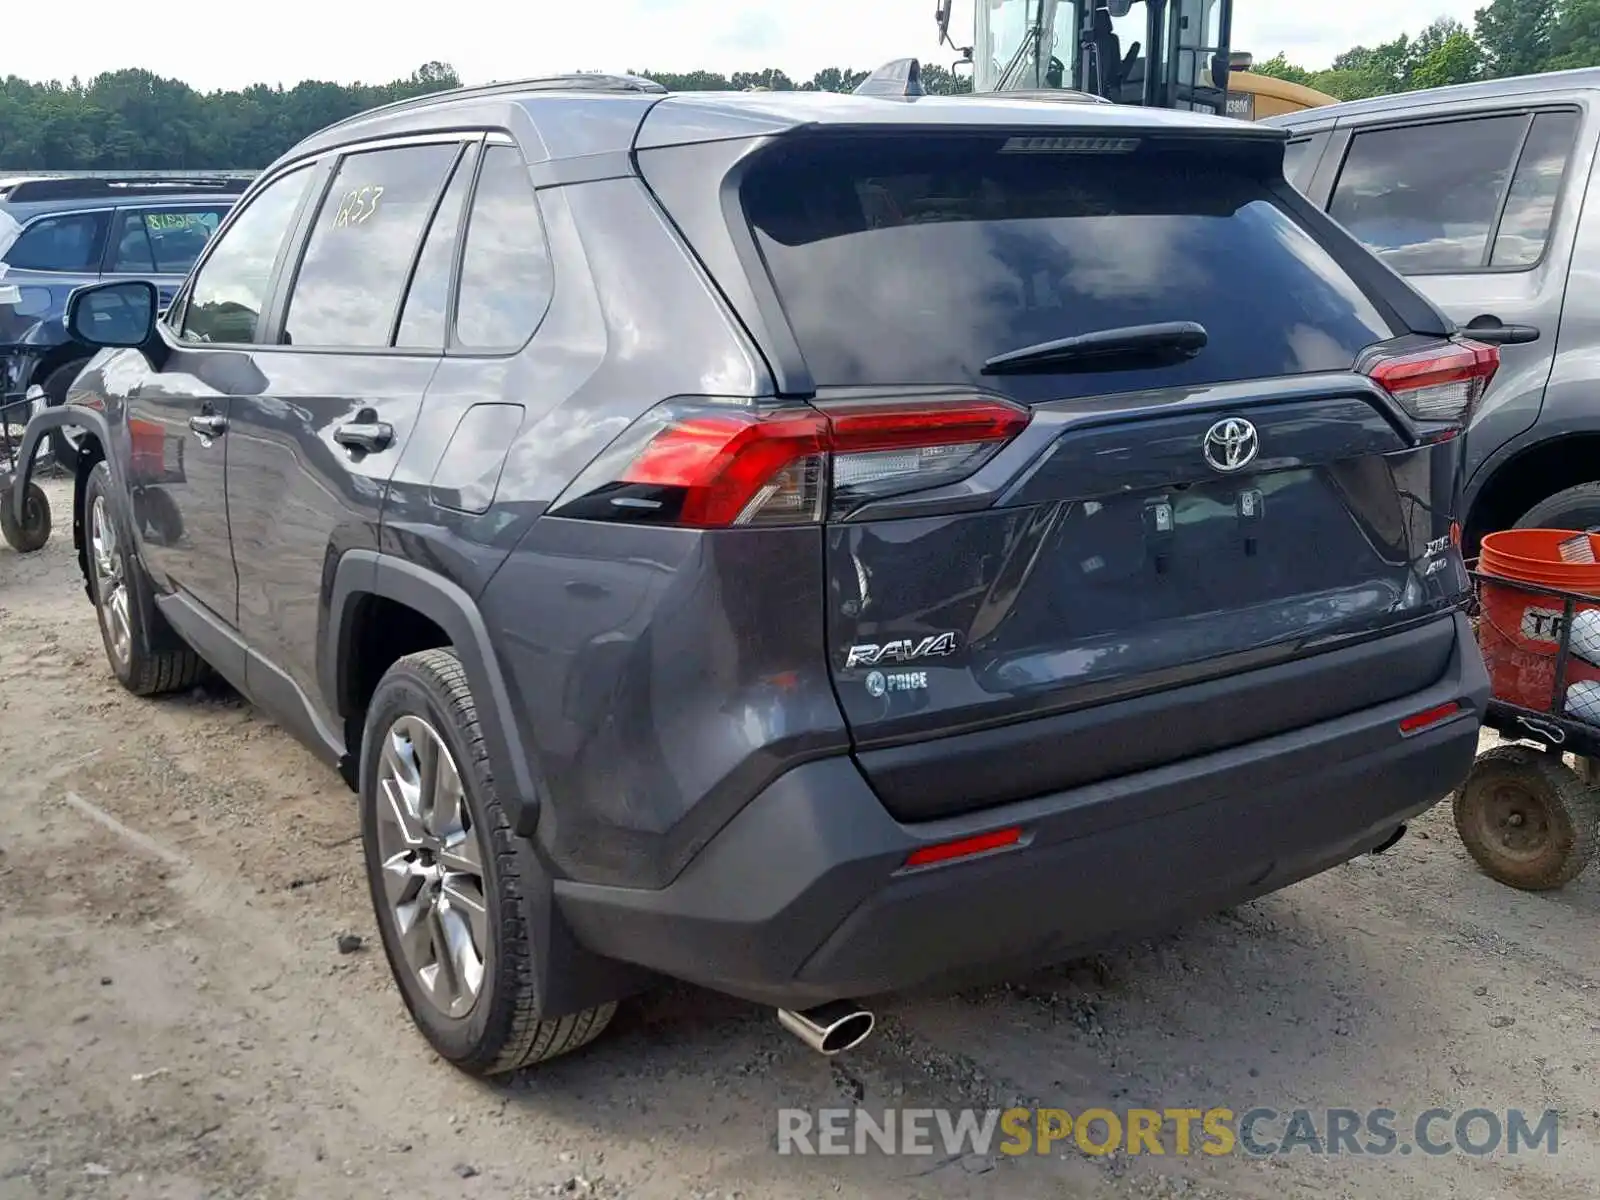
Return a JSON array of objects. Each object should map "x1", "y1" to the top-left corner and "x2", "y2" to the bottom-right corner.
[{"x1": 949, "y1": 0, "x2": 1234, "y2": 115}]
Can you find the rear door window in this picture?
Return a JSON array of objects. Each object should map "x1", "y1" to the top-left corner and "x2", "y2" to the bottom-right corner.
[
  {"x1": 1329, "y1": 112, "x2": 1576, "y2": 274},
  {"x1": 283, "y1": 142, "x2": 463, "y2": 348},
  {"x1": 395, "y1": 144, "x2": 479, "y2": 351},
  {"x1": 2, "y1": 211, "x2": 110, "y2": 272},
  {"x1": 741, "y1": 133, "x2": 1398, "y2": 402},
  {"x1": 1492, "y1": 110, "x2": 1579, "y2": 268},
  {"x1": 111, "y1": 206, "x2": 228, "y2": 274}
]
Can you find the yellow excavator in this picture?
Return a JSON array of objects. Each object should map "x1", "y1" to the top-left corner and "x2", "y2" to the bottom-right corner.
[{"x1": 928, "y1": 0, "x2": 1335, "y2": 119}]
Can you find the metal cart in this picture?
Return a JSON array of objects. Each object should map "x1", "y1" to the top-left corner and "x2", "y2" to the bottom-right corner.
[
  {"x1": 1456, "y1": 566, "x2": 1600, "y2": 890},
  {"x1": 1, "y1": 338, "x2": 53, "y2": 553}
]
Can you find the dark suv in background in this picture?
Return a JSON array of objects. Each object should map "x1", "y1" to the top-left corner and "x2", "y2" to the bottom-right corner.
[
  {"x1": 1268, "y1": 69, "x2": 1600, "y2": 551},
  {"x1": 14, "y1": 76, "x2": 1491, "y2": 1075},
  {"x1": 0, "y1": 174, "x2": 246, "y2": 465}
]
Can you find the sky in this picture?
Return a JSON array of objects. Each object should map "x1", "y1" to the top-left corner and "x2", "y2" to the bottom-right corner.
[{"x1": 7, "y1": 0, "x2": 1489, "y2": 91}]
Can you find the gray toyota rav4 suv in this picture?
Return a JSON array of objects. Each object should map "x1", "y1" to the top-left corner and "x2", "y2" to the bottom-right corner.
[{"x1": 14, "y1": 73, "x2": 1491, "y2": 1074}]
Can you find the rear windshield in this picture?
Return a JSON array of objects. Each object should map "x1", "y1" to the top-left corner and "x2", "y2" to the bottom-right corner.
[{"x1": 741, "y1": 134, "x2": 1399, "y2": 401}]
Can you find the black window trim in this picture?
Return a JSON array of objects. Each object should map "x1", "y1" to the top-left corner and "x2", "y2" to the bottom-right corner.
[
  {"x1": 444, "y1": 133, "x2": 556, "y2": 359},
  {"x1": 270, "y1": 135, "x2": 486, "y2": 354},
  {"x1": 2, "y1": 206, "x2": 113, "y2": 275},
  {"x1": 389, "y1": 137, "x2": 482, "y2": 351},
  {"x1": 1328, "y1": 104, "x2": 1584, "y2": 279}
]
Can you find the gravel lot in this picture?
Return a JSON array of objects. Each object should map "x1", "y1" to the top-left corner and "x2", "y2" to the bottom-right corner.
[{"x1": 2, "y1": 476, "x2": 1598, "y2": 1200}]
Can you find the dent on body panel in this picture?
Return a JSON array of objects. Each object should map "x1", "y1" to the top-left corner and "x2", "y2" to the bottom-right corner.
[{"x1": 479, "y1": 519, "x2": 846, "y2": 888}]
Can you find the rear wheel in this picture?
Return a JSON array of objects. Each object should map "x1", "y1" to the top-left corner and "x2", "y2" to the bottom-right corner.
[
  {"x1": 1514, "y1": 483, "x2": 1600, "y2": 534},
  {"x1": 361, "y1": 648, "x2": 615, "y2": 1075},
  {"x1": 1453, "y1": 744, "x2": 1599, "y2": 890},
  {"x1": 84, "y1": 461, "x2": 207, "y2": 695}
]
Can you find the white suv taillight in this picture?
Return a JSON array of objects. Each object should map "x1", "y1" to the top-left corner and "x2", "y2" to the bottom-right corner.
[
  {"x1": 1366, "y1": 338, "x2": 1499, "y2": 422},
  {"x1": 550, "y1": 396, "x2": 1030, "y2": 528}
]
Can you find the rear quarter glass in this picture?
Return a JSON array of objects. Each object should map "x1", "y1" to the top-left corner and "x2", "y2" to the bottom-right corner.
[{"x1": 739, "y1": 132, "x2": 1403, "y2": 403}]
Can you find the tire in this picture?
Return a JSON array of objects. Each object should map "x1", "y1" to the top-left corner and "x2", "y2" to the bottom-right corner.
[
  {"x1": 83, "y1": 461, "x2": 207, "y2": 696},
  {"x1": 39, "y1": 360, "x2": 90, "y2": 473},
  {"x1": 1452, "y1": 744, "x2": 1599, "y2": 890},
  {"x1": 0, "y1": 478, "x2": 50, "y2": 553},
  {"x1": 1514, "y1": 483, "x2": 1600, "y2": 534},
  {"x1": 360, "y1": 648, "x2": 615, "y2": 1075}
]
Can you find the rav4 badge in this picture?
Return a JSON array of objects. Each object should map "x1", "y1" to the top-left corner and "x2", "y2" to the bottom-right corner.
[{"x1": 845, "y1": 632, "x2": 960, "y2": 670}]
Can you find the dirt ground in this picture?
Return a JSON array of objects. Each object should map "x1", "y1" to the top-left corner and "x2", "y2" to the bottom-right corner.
[{"x1": 2, "y1": 476, "x2": 1598, "y2": 1200}]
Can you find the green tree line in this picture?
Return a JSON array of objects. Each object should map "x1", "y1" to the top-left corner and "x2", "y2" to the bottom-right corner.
[
  {"x1": 0, "y1": 61, "x2": 971, "y2": 171},
  {"x1": 1253, "y1": 0, "x2": 1600, "y2": 99},
  {"x1": 2, "y1": 0, "x2": 1596, "y2": 171}
]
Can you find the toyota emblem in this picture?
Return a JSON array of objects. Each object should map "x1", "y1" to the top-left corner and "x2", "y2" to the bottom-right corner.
[{"x1": 1202, "y1": 417, "x2": 1260, "y2": 473}]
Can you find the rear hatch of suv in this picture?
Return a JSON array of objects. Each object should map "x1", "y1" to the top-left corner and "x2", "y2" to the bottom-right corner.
[{"x1": 626, "y1": 111, "x2": 1489, "y2": 822}]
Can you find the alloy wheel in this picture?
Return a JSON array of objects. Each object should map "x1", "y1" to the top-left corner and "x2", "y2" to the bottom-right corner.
[
  {"x1": 90, "y1": 495, "x2": 132, "y2": 669},
  {"x1": 375, "y1": 715, "x2": 490, "y2": 1018}
]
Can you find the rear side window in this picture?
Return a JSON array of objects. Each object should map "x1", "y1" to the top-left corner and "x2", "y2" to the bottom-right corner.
[
  {"x1": 741, "y1": 134, "x2": 1398, "y2": 401},
  {"x1": 1282, "y1": 139, "x2": 1313, "y2": 181},
  {"x1": 284, "y1": 142, "x2": 463, "y2": 347},
  {"x1": 1330, "y1": 112, "x2": 1578, "y2": 274},
  {"x1": 3, "y1": 211, "x2": 110, "y2": 272},
  {"x1": 453, "y1": 144, "x2": 552, "y2": 350}
]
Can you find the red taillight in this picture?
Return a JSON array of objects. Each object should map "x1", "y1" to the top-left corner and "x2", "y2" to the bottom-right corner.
[
  {"x1": 552, "y1": 396, "x2": 1029, "y2": 528},
  {"x1": 1399, "y1": 701, "x2": 1463, "y2": 735},
  {"x1": 903, "y1": 826, "x2": 1025, "y2": 869},
  {"x1": 1367, "y1": 339, "x2": 1499, "y2": 422}
]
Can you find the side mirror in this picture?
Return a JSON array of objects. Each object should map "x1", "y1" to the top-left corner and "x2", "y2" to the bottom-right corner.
[
  {"x1": 935, "y1": 0, "x2": 953, "y2": 45},
  {"x1": 66, "y1": 280, "x2": 158, "y2": 350},
  {"x1": 1212, "y1": 55, "x2": 1229, "y2": 91}
]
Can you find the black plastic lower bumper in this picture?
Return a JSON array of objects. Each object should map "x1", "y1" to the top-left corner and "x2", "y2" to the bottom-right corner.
[{"x1": 554, "y1": 612, "x2": 1488, "y2": 1009}]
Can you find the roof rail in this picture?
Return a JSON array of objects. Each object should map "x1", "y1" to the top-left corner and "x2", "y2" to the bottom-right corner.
[
  {"x1": 314, "y1": 72, "x2": 668, "y2": 138},
  {"x1": 854, "y1": 58, "x2": 927, "y2": 98},
  {"x1": 0, "y1": 175, "x2": 254, "y2": 203}
]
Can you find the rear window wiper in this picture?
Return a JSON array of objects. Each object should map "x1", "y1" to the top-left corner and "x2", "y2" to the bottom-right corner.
[{"x1": 981, "y1": 321, "x2": 1208, "y2": 376}]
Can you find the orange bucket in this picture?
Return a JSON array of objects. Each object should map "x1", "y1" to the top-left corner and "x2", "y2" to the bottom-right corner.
[{"x1": 1477, "y1": 529, "x2": 1600, "y2": 711}]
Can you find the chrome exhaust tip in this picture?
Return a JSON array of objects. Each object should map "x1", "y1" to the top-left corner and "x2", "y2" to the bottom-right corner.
[{"x1": 777, "y1": 1001, "x2": 875, "y2": 1056}]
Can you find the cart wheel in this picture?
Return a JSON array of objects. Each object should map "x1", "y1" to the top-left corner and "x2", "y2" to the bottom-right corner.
[
  {"x1": 1453, "y1": 744, "x2": 1599, "y2": 891},
  {"x1": 0, "y1": 478, "x2": 50, "y2": 553}
]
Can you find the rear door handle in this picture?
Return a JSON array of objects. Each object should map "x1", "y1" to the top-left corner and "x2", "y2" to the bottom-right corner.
[
  {"x1": 334, "y1": 420, "x2": 395, "y2": 454},
  {"x1": 1464, "y1": 317, "x2": 1541, "y2": 346},
  {"x1": 188, "y1": 413, "x2": 227, "y2": 438}
]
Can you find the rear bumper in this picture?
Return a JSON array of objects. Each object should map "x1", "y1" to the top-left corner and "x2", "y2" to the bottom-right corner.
[{"x1": 555, "y1": 612, "x2": 1488, "y2": 1008}]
